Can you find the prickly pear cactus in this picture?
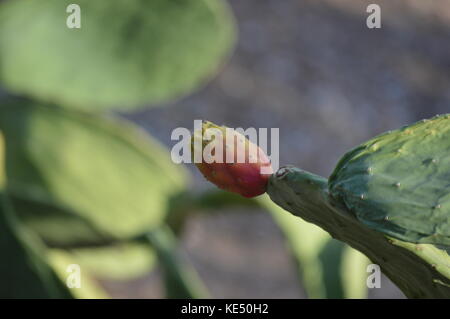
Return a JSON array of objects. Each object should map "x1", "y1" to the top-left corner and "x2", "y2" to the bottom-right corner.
[
  {"x1": 330, "y1": 114, "x2": 450, "y2": 246},
  {"x1": 268, "y1": 114, "x2": 450, "y2": 298},
  {"x1": 268, "y1": 167, "x2": 450, "y2": 298}
]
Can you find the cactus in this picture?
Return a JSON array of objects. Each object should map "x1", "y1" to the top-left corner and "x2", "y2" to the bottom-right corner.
[
  {"x1": 0, "y1": 133, "x2": 73, "y2": 298},
  {"x1": 193, "y1": 116, "x2": 450, "y2": 297},
  {"x1": 259, "y1": 196, "x2": 371, "y2": 298},
  {"x1": 0, "y1": 0, "x2": 236, "y2": 111},
  {"x1": 267, "y1": 114, "x2": 450, "y2": 298},
  {"x1": 267, "y1": 167, "x2": 450, "y2": 298},
  {"x1": 329, "y1": 115, "x2": 450, "y2": 246}
]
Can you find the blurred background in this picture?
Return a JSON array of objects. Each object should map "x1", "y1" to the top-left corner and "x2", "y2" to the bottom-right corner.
[
  {"x1": 0, "y1": 0, "x2": 449, "y2": 299},
  {"x1": 120, "y1": 0, "x2": 449, "y2": 298}
]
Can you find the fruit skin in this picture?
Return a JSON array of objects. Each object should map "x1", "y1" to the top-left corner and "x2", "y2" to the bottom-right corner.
[
  {"x1": 329, "y1": 114, "x2": 450, "y2": 246},
  {"x1": 192, "y1": 121, "x2": 273, "y2": 198}
]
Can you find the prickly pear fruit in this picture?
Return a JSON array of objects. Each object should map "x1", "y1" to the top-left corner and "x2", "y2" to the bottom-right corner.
[{"x1": 191, "y1": 121, "x2": 273, "y2": 198}]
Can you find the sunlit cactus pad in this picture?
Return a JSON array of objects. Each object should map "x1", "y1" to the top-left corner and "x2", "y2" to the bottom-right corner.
[
  {"x1": 329, "y1": 114, "x2": 450, "y2": 246},
  {"x1": 267, "y1": 166, "x2": 450, "y2": 298}
]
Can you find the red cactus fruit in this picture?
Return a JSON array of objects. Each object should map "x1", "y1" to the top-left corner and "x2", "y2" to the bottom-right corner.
[{"x1": 191, "y1": 121, "x2": 273, "y2": 198}]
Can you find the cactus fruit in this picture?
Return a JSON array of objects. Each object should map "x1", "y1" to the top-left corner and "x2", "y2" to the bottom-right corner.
[
  {"x1": 267, "y1": 114, "x2": 450, "y2": 298},
  {"x1": 191, "y1": 121, "x2": 273, "y2": 198}
]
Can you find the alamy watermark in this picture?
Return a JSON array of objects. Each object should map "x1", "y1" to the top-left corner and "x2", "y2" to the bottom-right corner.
[
  {"x1": 367, "y1": 264, "x2": 381, "y2": 288},
  {"x1": 171, "y1": 120, "x2": 279, "y2": 173},
  {"x1": 65, "y1": 3, "x2": 380, "y2": 30},
  {"x1": 66, "y1": 4, "x2": 81, "y2": 29},
  {"x1": 366, "y1": 4, "x2": 381, "y2": 29},
  {"x1": 66, "y1": 264, "x2": 81, "y2": 289}
]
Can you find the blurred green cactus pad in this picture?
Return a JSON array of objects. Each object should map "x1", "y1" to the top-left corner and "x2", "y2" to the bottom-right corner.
[
  {"x1": 0, "y1": 98, "x2": 189, "y2": 246},
  {"x1": 329, "y1": 114, "x2": 450, "y2": 246},
  {"x1": 0, "y1": 0, "x2": 236, "y2": 110}
]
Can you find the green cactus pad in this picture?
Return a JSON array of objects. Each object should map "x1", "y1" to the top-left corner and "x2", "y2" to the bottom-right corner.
[
  {"x1": 267, "y1": 166, "x2": 450, "y2": 298},
  {"x1": 329, "y1": 114, "x2": 450, "y2": 246}
]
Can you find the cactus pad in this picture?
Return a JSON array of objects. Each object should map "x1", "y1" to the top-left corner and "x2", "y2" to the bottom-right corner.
[
  {"x1": 329, "y1": 114, "x2": 450, "y2": 246},
  {"x1": 268, "y1": 166, "x2": 450, "y2": 298}
]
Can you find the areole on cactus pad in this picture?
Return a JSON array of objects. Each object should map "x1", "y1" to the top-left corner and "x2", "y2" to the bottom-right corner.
[{"x1": 191, "y1": 121, "x2": 273, "y2": 198}]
